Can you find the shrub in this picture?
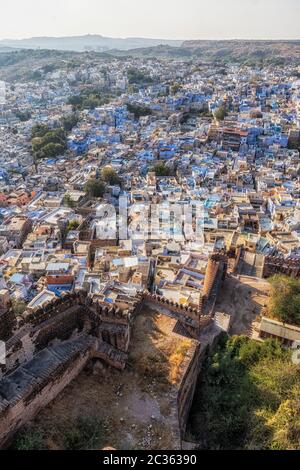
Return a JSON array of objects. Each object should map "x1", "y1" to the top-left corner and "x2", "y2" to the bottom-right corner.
[
  {"x1": 84, "y1": 178, "x2": 106, "y2": 198},
  {"x1": 268, "y1": 275, "x2": 300, "y2": 325},
  {"x1": 63, "y1": 416, "x2": 104, "y2": 450},
  {"x1": 11, "y1": 299, "x2": 27, "y2": 316},
  {"x1": 214, "y1": 105, "x2": 228, "y2": 121},
  {"x1": 101, "y1": 167, "x2": 121, "y2": 186},
  {"x1": 188, "y1": 335, "x2": 300, "y2": 450},
  {"x1": 13, "y1": 428, "x2": 46, "y2": 450},
  {"x1": 153, "y1": 162, "x2": 173, "y2": 177}
]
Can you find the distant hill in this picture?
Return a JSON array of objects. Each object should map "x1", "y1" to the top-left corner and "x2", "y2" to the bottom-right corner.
[
  {"x1": 181, "y1": 39, "x2": 300, "y2": 64},
  {"x1": 1, "y1": 39, "x2": 300, "y2": 82},
  {"x1": 0, "y1": 46, "x2": 18, "y2": 53},
  {"x1": 109, "y1": 44, "x2": 193, "y2": 59},
  {"x1": 111, "y1": 39, "x2": 300, "y2": 64},
  {"x1": 0, "y1": 35, "x2": 183, "y2": 52},
  {"x1": 1, "y1": 37, "x2": 299, "y2": 64}
]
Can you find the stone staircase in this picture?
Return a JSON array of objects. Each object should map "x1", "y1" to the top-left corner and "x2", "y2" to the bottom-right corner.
[
  {"x1": 0, "y1": 335, "x2": 96, "y2": 410},
  {"x1": 94, "y1": 341, "x2": 127, "y2": 370}
]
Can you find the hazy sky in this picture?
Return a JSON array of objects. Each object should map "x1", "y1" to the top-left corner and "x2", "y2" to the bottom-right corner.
[{"x1": 1, "y1": 0, "x2": 300, "y2": 40}]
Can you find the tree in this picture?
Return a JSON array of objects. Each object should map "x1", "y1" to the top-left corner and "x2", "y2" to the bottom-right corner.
[
  {"x1": 266, "y1": 390, "x2": 300, "y2": 450},
  {"x1": 268, "y1": 275, "x2": 300, "y2": 326},
  {"x1": 31, "y1": 126, "x2": 67, "y2": 160},
  {"x1": 127, "y1": 67, "x2": 153, "y2": 85},
  {"x1": 13, "y1": 428, "x2": 46, "y2": 450},
  {"x1": 68, "y1": 95, "x2": 83, "y2": 109},
  {"x1": 42, "y1": 64, "x2": 57, "y2": 74},
  {"x1": 67, "y1": 220, "x2": 80, "y2": 231},
  {"x1": 188, "y1": 335, "x2": 300, "y2": 450},
  {"x1": 63, "y1": 194, "x2": 75, "y2": 208},
  {"x1": 11, "y1": 299, "x2": 27, "y2": 316},
  {"x1": 67, "y1": 89, "x2": 114, "y2": 111},
  {"x1": 153, "y1": 162, "x2": 172, "y2": 177},
  {"x1": 170, "y1": 83, "x2": 182, "y2": 95},
  {"x1": 126, "y1": 103, "x2": 152, "y2": 119},
  {"x1": 101, "y1": 167, "x2": 121, "y2": 186},
  {"x1": 288, "y1": 134, "x2": 300, "y2": 151},
  {"x1": 28, "y1": 70, "x2": 43, "y2": 81},
  {"x1": 250, "y1": 110, "x2": 263, "y2": 119},
  {"x1": 31, "y1": 123, "x2": 49, "y2": 139},
  {"x1": 82, "y1": 95, "x2": 101, "y2": 110},
  {"x1": 214, "y1": 105, "x2": 228, "y2": 121},
  {"x1": 84, "y1": 179, "x2": 106, "y2": 198},
  {"x1": 15, "y1": 110, "x2": 31, "y2": 122},
  {"x1": 39, "y1": 142, "x2": 65, "y2": 159},
  {"x1": 61, "y1": 113, "x2": 79, "y2": 132}
]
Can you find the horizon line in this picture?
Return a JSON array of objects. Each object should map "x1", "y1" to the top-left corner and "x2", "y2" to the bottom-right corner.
[{"x1": 1, "y1": 34, "x2": 300, "y2": 42}]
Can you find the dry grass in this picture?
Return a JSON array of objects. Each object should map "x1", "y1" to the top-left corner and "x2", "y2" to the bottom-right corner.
[
  {"x1": 134, "y1": 354, "x2": 169, "y2": 382},
  {"x1": 168, "y1": 340, "x2": 192, "y2": 384},
  {"x1": 130, "y1": 311, "x2": 193, "y2": 386}
]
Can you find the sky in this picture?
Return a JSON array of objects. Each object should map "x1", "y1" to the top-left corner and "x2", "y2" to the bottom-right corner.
[{"x1": 0, "y1": 0, "x2": 299, "y2": 40}]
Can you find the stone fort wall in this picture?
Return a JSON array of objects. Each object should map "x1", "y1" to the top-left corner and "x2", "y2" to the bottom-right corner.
[
  {"x1": 0, "y1": 255, "x2": 228, "y2": 448},
  {"x1": 263, "y1": 255, "x2": 300, "y2": 278}
]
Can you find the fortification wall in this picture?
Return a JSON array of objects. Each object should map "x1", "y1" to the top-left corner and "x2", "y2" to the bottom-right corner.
[
  {"x1": 203, "y1": 254, "x2": 227, "y2": 298},
  {"x1": 177, "y1": 325, "x2": 223, "y2": 438},
  {"x1": 233, "y1": 246, "x2": 244, "y2": 274},
  {"x1": 0, "y1": 275, "x2": 223, "y2": 448},
  {"x1": 142, "y1": 292, "x2": 202, "y2": 322},
  {"x1": 0, "y1": 336, "x2": 96, "y2": 448},
  {"x1": 3, "y1": 326, "x2": 35, "y2": 379},
  {"x1": 263, "y1": 255, "x2": 300, "y2": 278},
  {"x1": 0, "y1": 310, "x2": 16, "y2": 342},
  {"x1": 2, "y1": 299, "x2": 88, "y2": 378},
  {"x1": 23, "y1": 290, "x2": 88, "y2": 326},
  {"x1": 99, "y1": 322, "x2": 130, "y2": 353},
  {"x1": 177, "y1": 342, "x2": 204, "y2": 437}
]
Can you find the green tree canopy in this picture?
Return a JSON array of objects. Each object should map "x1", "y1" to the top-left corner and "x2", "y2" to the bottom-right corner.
[
  {"x1": 11, "y1": 299, "x2": 27, "y2": 316},
  {"x1": 268, "y1": 275, "x2": 300, "y2": 326},
  {"x1": 214, "y1": 104, "x2": 228, "y2": 121},
  {"x1": 31, "y1": 123, "x2": 49, "y2": 139},
  {"x1": 101, "y1": 167, "x2": 121, "y2": 186},
  {"x1": 153, "y1": 162, "x2": 173, "y2": 177},
  {"x1": 68, "y1": 89, "x2": 114, "y2": 111},
  {"x1": 61, "y1": 113, "x2": 79, "y2": 132},
  {"x1": 288, "y1": 133, "x2": 300, "y2": 151},
  {"x1": 38, "y1": 142, "x2": 66, "y2": 159},
  {"x1": 84, "y1": 178, "x2": 106, "y2": 198},
  {"x1": 31, "y1": 126, "x2": 67, "y2": 160},
  {"x1": 63, "y1": 194, "x2": 75, "y2": 208},
  {"x1": 15, "y1": 110, "x2": 31, "y2": 122},
  {"x1": 127, "y1": 67, "x2": 154, "y2": 85},
  {"x1": 126, "y1": 103, "x2": 152, "y2": 119},
  {"x1": 170, "y1": 83, "x2": 182, "y2": 95},
  {"x1": 188, "y1": 335, "x2": 300, "y2": 450},
  {"x1": 66, "y1": 220, "x2": 80, "y2": 231}
]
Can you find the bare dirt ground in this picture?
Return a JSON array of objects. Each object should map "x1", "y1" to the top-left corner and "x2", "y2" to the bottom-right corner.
[
  {"x1": 24, "y1": 309, "x2": 193, "y2": 450},
  {"x1": 215, "y1": 274, "x2": 270, "y2": 336}
]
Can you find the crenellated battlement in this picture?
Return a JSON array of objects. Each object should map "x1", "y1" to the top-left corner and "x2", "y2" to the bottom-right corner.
[
  {"x1": 21, "y1": 290, "x2": 88, "y2": 327},
  {"x1": 263, "y1": 255, "x2": 300, "y2": 278},
  {"x1": 0, "y1": 249, "x2": 226, "y2": 448},
  {"x1": 141, "y1": 291, "x2": 213, "y2": 335}
]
